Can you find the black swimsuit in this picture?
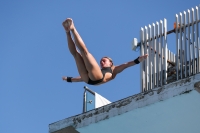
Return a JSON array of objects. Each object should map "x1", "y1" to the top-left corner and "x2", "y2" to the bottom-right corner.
[{"x1": 87, "y1": 67, "x2": 113, "y2": 85}]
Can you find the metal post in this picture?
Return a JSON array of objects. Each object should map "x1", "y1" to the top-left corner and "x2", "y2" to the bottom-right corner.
[
  {"x1": 140, "y1": 28, "x2": 145, "y2": 92},
  {"x1": 188, "y1": 10, "x2": 191, "y2": 76},
  {"x1": 156, "y1": 22, "x2": 159, "y2": 87},
  {"x1": 83, "y1": 86, "x2": 95, "y2": 113},
  {"x1": 192, "y1": 8, "x2": 196, "y2": 74},
  {"x1": 148, "y1": 25, "x2": 152, "y2": 90},
  {"x1": 83, "y1": 89, "x2": 86, "y2": 113},
  {"x1": 160, "y1": 20, "x2": 163, "y2": 86},
  {"x1": 145, "y1": 26, "x2": 148, "y2": 91},
  {"x1": 180, "y1": 13, "x2": 183, "y2": 79},
  {"x1": 195, "y1": 6, "x2": 199, "y2": 73},
  {"x1": 152, "y1": 23, "x2": 156, "y2": 89},
  {"x1": 176, "y1": 14, "x2": 179, "y2": 80},
  {"x1": 164, "y1": 19, "x2": 168, "y2": 84},
  {"x1": 183, "y1": 11, "x2": 187, "y2": 77}
]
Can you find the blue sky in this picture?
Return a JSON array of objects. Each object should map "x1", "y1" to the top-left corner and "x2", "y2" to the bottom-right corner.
[{"x1": 0, "y1": 1, "x2": 199, "y2": 133}]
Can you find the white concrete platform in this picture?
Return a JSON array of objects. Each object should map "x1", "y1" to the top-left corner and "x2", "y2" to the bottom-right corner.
[{"x1": 49, "y1": 74, "x2": 200, "y2": 133}]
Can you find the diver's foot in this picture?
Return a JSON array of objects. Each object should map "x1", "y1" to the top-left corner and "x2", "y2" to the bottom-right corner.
[{"x1": 62, "y1": 18, "x2": 75, "y2": 32}]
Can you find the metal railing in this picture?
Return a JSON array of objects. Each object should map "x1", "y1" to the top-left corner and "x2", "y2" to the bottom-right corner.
[
  {"x1": 175, "y1": 7, "x2": 200, "y2": 79},
  {"x1": 83, "y1": 86, "x2": 95, "y2": 113},
  {"x1": 133, "y1": 4, "x2": 200, "y2": 92}
]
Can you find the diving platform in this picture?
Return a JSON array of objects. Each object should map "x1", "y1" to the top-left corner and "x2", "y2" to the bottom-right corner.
[{"x1": 49, "y1": 4, "x2": 200, "y2": 133}]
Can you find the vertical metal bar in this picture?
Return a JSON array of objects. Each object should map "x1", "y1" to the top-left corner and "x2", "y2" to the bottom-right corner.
[
  {"x1": 198, "y1": 5, "x2": 200, "y2": 73},
  {"x1": 171, "y1": 51, "x2": 173, "y2": 62},
  {"x1": 183, "y1": 11, "x2": 187, "y2": 77},
  {"x1": 168, "y1": 49, "x2": 170, "y2": 81},
  {"x1": 160, "y1": 20, "x2": 163, "y2": 86},
  {"x1": 172, "y1": 52, "x2": 173, "y2": 62},
  {"x1": 144, "y1": 26, "x2": 148, "y2": 91},
  {"x1": 197, "y1": 4, "x2": 200, "y2": 72},
  {"x1": 156, "y1": 22, "x2": 159, "y2": 87},
  {"x1": 176, "y1": 14, "x2": 179, "y2": 80},
  {"x1": 83, "y1": 90, "x2": 86, "y2": 113},
  {"x1": 192, "y1": 8, "x2": 195, "y2": 74},
  {"x1": 179, "y1": 13, "x2": 183, "y2": 79},
  {"x1": 164, "y1": 19, "x2": 168, "y2": 85},
  {"x1": 148, "y1": 25, "x2": 152, "y2": 90},
  {"x1": 170, "y1": 51, "x2": 172, "y2": 62},
  {"x1": 140, "y1": 28, "x2": 145, "y2": 92},
  {"x1": 195, "y1": 6, "x2": 199, "y2": 73},
  {"x1": 152, "y1": 23, "x2": 155, "y2": 89},
  {"x1": 188, "y1": 9, "x2": 191, "y2": 76},
  {"x1": 173, "y1": 54, "x2": 176, "y2": 62},
  {"x1": 147, "y1": 26, "x2": 150, "y2": 91},
  {"x1": 168, "y1": 49, "x2": 170, "y2": 77}
]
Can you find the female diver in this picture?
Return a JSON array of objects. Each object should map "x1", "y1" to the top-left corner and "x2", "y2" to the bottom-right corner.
[{"x1": 62, "y1": 18, "x2": 148, "y2": 85}]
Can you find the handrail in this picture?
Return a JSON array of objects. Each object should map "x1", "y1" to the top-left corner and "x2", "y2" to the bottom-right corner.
[{"x1": 135, "y1": 19, "x2": 200, "y2": 48}]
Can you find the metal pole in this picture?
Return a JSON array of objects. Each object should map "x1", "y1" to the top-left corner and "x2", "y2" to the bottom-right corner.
[
  {"x1": 135, "y1": 20, "x2": 200, "y2": 48},
  {"x1": 83, "y1": 89, "x2": 86, "y2": 113},
  {"x1": 195, "y1": 6, "x2": 200, "y2": 73},
  {"x1": 183, "y1": 11, "x2": 187, "y2": 77},
  {"x1": 140, "y1": 28, "x2": 145, "y2": 92},
  {"x1": 83, "y1": 86, "x2": 95, "y2": 113},
  {"x1": 176, "y1": 14, "x2": 179, "y2": 80},
  {"x1": 84, "y1": 86, "x2": 95, "y2": 95},
  {"x1": 180, "y1": 13, "x2": 183, "y2": 79}
]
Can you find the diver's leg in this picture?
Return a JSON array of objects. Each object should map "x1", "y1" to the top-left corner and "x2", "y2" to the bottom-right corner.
[
  {"x1": 64, "y1": 31, "x2": 89, "y2": 82},
  {"x1": 63, "y1": 18, "x2": 102, "y2": 80}
]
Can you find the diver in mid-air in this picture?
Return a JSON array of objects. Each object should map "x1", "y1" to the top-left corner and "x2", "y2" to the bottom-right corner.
[{"x1": 62, "y1": 18, "x2": 148, "y2": 85}]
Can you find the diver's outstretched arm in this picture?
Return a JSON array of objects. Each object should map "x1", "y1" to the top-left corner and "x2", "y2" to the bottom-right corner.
[
  {"x1": 62, "y1": 76, "x2": 83, "y2": 82},
  {"x1": 113, "y1": 54, "x2": 148, "y2": 75}
]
